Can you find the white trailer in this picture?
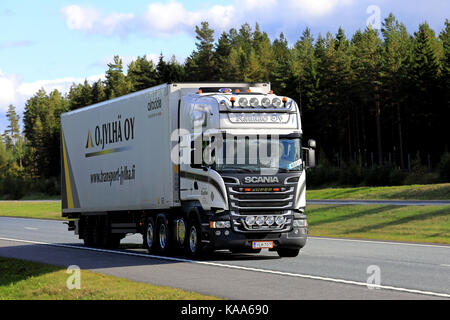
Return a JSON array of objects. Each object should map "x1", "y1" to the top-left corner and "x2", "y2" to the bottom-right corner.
[{"x1": 61, "y1": 83, "x2": 315, "y2": 257}]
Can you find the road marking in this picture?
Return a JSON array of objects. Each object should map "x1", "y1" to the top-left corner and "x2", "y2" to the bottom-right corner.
[
  {"x1": 0, "y1": 236, "x2": 449, "y2": 299},
  {"x1": 441, "y1": 264, "x2": 450, "y2": 268},
  {"x1": 24, "y1": 227, "x2": 38, "y2": 230},
  {"x1": 309, "y1": 236, "x2": 450, "y2": 249}
]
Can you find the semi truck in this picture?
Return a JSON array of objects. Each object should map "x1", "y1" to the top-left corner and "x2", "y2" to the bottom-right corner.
[{"x1": 61, "y1": 83, "x2": 316, "y2": 257}]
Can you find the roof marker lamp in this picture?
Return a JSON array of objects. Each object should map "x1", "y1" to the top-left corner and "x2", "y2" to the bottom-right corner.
[
  {"x1": 282, "y1": 97, "x2": 288, "y2": 107},
  {"x1": 230, "y1": 97, "x2": 236, "y2": 108}
]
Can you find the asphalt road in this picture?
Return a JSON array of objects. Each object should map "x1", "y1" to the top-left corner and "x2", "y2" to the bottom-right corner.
[{"x1": 0, "y1": 217, "x2": 448, "y2": 300}]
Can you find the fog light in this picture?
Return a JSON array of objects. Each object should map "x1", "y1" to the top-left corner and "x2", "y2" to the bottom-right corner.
[
  {"x1": 256, "y1": 216, "x2": 265, "y2": 226},
  {"x1": 245, "y1": 216, "x2": 256, "y2": 226},
  {"x1": 265, "y1": 216, "x2": 275, "y2": 226},
  {"x1": 224, "y1": 230, "x2": 230, "y2": 236},
  {"x1": 215, "y1": 230, "x2": 221, "y2": 236},
  {"x1": 275, "y1": 216, "x2": 286, "y2": 226}
]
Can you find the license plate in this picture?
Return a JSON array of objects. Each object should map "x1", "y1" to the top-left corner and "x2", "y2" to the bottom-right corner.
[{"x1": 252, "y1": 241, "x2": 274, "y2": 249}]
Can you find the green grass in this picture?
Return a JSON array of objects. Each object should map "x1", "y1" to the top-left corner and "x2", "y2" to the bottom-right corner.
[
  {"x1": 0, "y1": 202, "x2": 63, "y2": 220},
  {"x1": 0, "y1": 257, "x2": 218, "y2": 300},
  {"x1": 307, "y1": 204, "x2": 450, "y2": 244},
  {"x1": 307, "y1": 183, "x2": 450, "y2": 200}
]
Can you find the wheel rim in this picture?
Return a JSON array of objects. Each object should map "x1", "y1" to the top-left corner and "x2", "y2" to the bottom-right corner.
[
  {"x1": 189, "y1": 226, "x2": 197, "y2": 253},
  {"x1": 146, "y1": 222, "x2": 154, "y2": 249},
  {"x1": 159, "y1": 224, "x2": 167, "y2": 249}
]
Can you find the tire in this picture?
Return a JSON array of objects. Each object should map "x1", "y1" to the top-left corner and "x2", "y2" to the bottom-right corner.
[
  {"x1": 185, "y1": 218, "x2": 203, "y2": 258},
  {"x1": 143, "y1": 217, "x2": 156, "y2": 253},
  {"x1": 277, "y1": 248, "x2": 300, "y2": 258},
  {"x1": 155, "y1": 216, "x2": 171, "y2": 255}
]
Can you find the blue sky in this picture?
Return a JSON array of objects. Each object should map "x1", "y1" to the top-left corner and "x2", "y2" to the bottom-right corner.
[{"x1": 0, "y1": 0, "x2": 449, "y2": 132}]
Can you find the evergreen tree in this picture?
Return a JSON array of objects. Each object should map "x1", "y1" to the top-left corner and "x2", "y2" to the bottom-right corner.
[
  {"x1": 127, "y1": 56, "x2": 158, "y2": 92},
  {"x1": 2, "y1": 105, "x2": 20, "y2": 150},
  {"x1": 104, "y1": 56, "x2": 131, "y2": 99}
]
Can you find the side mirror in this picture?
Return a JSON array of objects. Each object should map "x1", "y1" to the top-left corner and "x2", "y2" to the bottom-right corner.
[
  {"x1": 307, "y1": 149, "x2": 316, "y2": 168},
  {"x1": 305, "y1": 139, "x2": 316, "y2": 169}
]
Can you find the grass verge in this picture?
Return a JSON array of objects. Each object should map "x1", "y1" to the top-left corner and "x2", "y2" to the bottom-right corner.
[
  {"x1": 0, "y1": 202, "x2": 63, "y2": 220},
  {"x1": 307, "y1": 183, "x2": 450, "y2": 200},
  {"x1": 307, "y1": 204, "x2": 450, "y2": 244},
  {"x1": 0, "y1": 257, "x2": 218, "y2": 300}
]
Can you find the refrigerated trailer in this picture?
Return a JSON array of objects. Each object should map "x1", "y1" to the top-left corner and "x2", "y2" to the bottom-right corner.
[{"x1": 61, "y1": 83, "x2": 316, "y2": 257}]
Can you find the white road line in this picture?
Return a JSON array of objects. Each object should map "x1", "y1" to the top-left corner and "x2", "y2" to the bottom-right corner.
[
  {"x1": 441, "y1": 264, "x2": 450, "y2": 268},
  {"x1": 309, "y1": 236, "x2": 450, "y2": 249},
  {"x1": 24, "y1": 227, "x2": 38, "y2": 230},
  {"x1": 0, "y1": 236, "x2": 448, "y2": 299}
]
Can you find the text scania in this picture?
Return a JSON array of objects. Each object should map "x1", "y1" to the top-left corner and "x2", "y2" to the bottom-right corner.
[
  {"x1": 94, "y1": 115, "x2": 135, "y2": 150},
  {"x1": 244, "y1": 176, "x2": 280, "y2": 184}
]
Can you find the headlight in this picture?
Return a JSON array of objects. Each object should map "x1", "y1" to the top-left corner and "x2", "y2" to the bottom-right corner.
[
  {"x1": 275, "y1": 216, "x2": 286, "y2": 226},
  {"x1": 245, "y1": 216, "x2": 256, "y2": 226},
  {"x1": 261, "y1": 97, "x2": 271, "y2": 108},
  {"x1": 238, "y1": 97, "x2": 248, "y2": 107},
  {"x1": 293, "y1": 219, "x2": 307, "y2": 227},
  {"x1": 265, "y1": 216, "x2": 275, "y2": 226},
  {"x1": 249, "y1": 97, "x2": 259, "y2": 107},
  {"x1": 210, "y1": 221, "x2": 231, "y2": 229},
  {"x1": 272, "y1": 98, "x2": 282, "y2": 108},
  {"x1": 256, "y1": 216, "x2": 265, "y2": 226}
]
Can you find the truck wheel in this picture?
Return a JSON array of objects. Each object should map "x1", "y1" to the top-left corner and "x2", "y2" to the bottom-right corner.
[
  {"x1": 185, "y1": 218, "x2": 203, "y2": 258},
  {"x1": 277, "y1": 248, "x2": 300, "y2": 258},
  {"x1": 156, "y1": 217, "x2": 171, "y2": 255},
  {"x1": 143, "y1": 217, "x2": 156, "y2": 253}
]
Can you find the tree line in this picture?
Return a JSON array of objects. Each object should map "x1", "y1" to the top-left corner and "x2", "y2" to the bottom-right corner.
[{"x1": 1, "y1": 14, "x2": 450, "y2": 197}]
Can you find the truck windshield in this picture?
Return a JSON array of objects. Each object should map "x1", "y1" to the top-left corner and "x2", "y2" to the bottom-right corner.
[{"x1": 211, "y1": 135, "x2": 303, "y2": 174}]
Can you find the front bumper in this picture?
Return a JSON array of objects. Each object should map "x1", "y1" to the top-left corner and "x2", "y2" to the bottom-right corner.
[{"x1": 201, "y1": 211, "x2": 307, "y2": 251}]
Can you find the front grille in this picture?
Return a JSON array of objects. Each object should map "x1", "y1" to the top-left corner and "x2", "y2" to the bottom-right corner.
[{"x1": 228, "y1": 186, "x2": 295, "y2": 210}]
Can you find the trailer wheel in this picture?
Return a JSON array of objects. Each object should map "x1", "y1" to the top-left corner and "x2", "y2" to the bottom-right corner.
[
  {"x1": 277, "y1": 248, "x2": 300, "y2": 258},
  {"x1": 143, "y1": 217, "x2": 156, "y2": 253},
  {"x1": 156, "y1": 216, "x2": 171, "y2": 254},
  {"x1": 185, "y1": 218, "x2": 203, "y2": 258}
]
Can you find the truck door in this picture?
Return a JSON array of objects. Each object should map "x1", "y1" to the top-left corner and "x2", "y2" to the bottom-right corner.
[{"x1": 178, "y1": 96, "x2": 228, "y2": 210}]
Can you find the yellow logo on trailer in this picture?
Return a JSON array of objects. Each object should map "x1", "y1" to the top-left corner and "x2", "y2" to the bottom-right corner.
[{"x1": 86, "y1": 130, "x2": 93, "y2": 149}]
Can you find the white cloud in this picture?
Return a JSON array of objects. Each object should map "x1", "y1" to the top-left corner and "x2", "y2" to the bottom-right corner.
[
  {"x1": 289, "y1": 0, "x2": 354, "y2": 16},
  {"x1": 61, "y1": 1, "x2": 355, "y2": 38},
  {"x1": 61, "y1": 5, "x2": 134, "y2": 36},
  {"x1": 0, "y1": 69, "x2": 104, "y2": 132},
  {"x1": 141, "y1": 2, "x2": 235, "y2": 36}
]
